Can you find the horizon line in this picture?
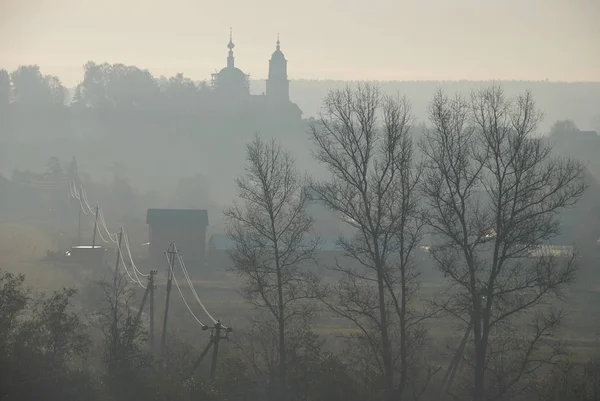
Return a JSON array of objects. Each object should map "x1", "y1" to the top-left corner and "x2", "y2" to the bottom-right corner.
[
  {"x1": 57, "y1": 77, "x2": 600, "y2": 88},
  {"x1": 4, "y1": 65, "x2": 599, "y2": 86}
]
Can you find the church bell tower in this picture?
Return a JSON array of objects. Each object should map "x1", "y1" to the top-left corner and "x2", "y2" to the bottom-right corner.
[{"x1": 266, "y1": 34, "x2": 290, "y2": 103}]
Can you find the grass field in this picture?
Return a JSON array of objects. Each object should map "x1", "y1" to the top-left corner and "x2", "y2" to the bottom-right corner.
[
  {"x1": 0, "y1": 221, "x2": 79, "y2": 290},
  {"x1": 1, "y1": 219, "x2": 599, "y2": 358}
]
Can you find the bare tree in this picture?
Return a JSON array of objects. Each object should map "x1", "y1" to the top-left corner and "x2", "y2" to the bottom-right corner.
[
  {"x1": 224, "y1": 134, "x2": 320, "y2": 401},
  {"x1": 420, "y1": 85, "x2": 586, "y2": 401},
  {"x1": 95, "y1": 272, "x2": 146, "y2": 374},
  {"x1": 309, "y1": 84, "x2": 435, "y2": 401}
]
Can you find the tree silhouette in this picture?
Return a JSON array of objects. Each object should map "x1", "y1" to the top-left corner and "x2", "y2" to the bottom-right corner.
[
  {"x1": 421, "y1": 85, "x2": 586, "y2": 401},
  {"x1": 0, "y1": 69, "x2": 10, "y2": 107},
  {"x1": 225, "y1": 135, "x2": 320, "y2": 401},
  {"x1": 10, "y1": 65, "x2": 66, "y2": 106}
]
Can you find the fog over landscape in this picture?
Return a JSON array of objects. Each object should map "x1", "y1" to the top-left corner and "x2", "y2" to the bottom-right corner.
[{"x1": 1, "y1": 1, "x2": 600, "y2": 401}]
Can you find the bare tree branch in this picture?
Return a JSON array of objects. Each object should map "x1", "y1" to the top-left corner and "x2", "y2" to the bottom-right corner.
[
  {"x1": 310, "y1": 84, "x2": 437, "y2": 401},
  {"x1": 420, "y1": 84, "x2": 586, "y2": 401},
  {"x1": 225, "y1": 134, "x2": 320, "y2": 401}
]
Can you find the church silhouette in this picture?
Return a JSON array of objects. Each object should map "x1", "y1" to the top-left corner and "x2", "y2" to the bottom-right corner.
[{"x1": 208, "y1": 29, "x2": 302, "y2": 122}]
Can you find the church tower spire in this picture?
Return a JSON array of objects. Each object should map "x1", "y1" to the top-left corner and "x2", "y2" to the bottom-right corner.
[
  {"x1": 266, "y1": 33, "x2": 289, "y2": 103},
  {"x1": 227, "y1": 27, "x2": 235, "y2": 68}
]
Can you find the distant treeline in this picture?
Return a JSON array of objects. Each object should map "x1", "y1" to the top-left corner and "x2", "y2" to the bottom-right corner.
[
  {"x1": 1, "y1": 62, "x2": 599, "y2": 210},
  {"x1": 1, "y1": 63, "x2": 600, "y2": 131},
  {"x1": 0, "y1": 63, "x2": 309, "y2": 195}
]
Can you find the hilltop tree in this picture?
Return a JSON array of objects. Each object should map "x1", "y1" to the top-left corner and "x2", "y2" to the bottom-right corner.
[
  {"x1": 74, "y1": 62, "x2": 162, "y2": 110},
  {"x1": 549, "y1": 119, "x2": 579, "y2": 137},
  {"x1": 225, "y1": 134, "x2": 320, "y2": 401},
  {"x1": 159, "y1": 73, "x2": 203, "y2": 110},
  {"x1": 73, "y1": 61, "x2": 111, "y2": 108},
  {"x1": 10, "y1": 65, "x2": 66, "y2": 106},
  {"x1": 309, "y1": 84, "x2": 436, "y2": 401},
  {"x1": 0, "y1": 69, "x2": 10, "y2": 107},
  {"x1": 105, "y1": 64, "x2": 161, "y2": 110},
  {"x1": 420, "y1": 85, "x2": 586, "y2": 401}
]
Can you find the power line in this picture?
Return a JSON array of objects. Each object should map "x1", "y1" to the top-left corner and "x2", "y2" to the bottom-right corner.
[
  {"x1": 174, "y1": 245, "x2": 218, "y2": 325},
  {"x1": 116, "y1": 234, "x2": 145, "y2": 289},
  {"x1": 124, "y1": 233, "x2": 148, "y2": 278},
  {"x1": 165, "y1": 251, "x2": 207, "y2": 328},
  {"x1": 68, "y1": 179, "x2": 148, "y2": 289},
  {"x1": 21, "y1": 158, "x2": 231, "y2": 363}
]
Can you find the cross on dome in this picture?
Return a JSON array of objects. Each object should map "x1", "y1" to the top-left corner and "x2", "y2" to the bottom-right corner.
[{"x1": 228, "y1": 27, "x2": 235, "y2": 50}]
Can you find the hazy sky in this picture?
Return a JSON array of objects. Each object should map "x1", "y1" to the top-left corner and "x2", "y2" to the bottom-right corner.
[{"x1": 1, "y1": 0, "x2": 599, "y2": 86}]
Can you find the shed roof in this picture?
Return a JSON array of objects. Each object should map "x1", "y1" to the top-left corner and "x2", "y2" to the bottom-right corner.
[{"x1": 146, "y1": 209, "x2": 209, "y2": 226}]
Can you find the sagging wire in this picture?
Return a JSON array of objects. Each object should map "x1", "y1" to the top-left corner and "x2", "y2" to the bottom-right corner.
[
  {"x1": 124, "y1": 235, "x2": 144, "y2": 285},
  {"x1": 69, "y1": 180, "x2": 150, "y2": 286},
  {"x1": 71, "y1": 181, "x2": 80, "y2": 200},
  {"x1": 81, "y1": 187, "x2": 95, "y2": 215},
  {"x1": 174, "y1": 246, "x2": 217, "y2": 324},
  {"x1": 13, "y1": 177, "x2": 71, "y2": 189},
  {"x1": 71, "y1": 184, "x2": 90, "y2": 216},
  {"x1": 95, "y1": 222, "x2": 110, "y2": 244},
  {"x1": 99, "y1": 208, "x2": 118, "y2": 243},
  {"x1": 115, "y1": 232, "x2": 146, "y2": 289},
  {"x1": 165, "y1": 252, "x2": 206, "y2": 327},
  {"x1": 124, "y1": 233, "x2": 148, "y2": 278}
]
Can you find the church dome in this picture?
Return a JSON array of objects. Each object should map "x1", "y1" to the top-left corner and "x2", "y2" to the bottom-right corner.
[
  {"x1": 218, "y1": 66, "x2": 246, "y2": 78},
  {"x1": 211, "y1": 29, "x2": 250, "y2": 97},
  {"x1": 271, "y1": 35, "x2": 286, "y2": 60}
]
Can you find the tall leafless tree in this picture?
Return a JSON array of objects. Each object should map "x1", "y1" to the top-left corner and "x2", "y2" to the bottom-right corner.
[
  {"x1": 309, "y1": 84, "x2": 435, "y2": 401},
  {"x1": 420, "y1": 85, "x2": 586, "y2": 401},
  {"x1": 225, "y1": 134, "x2": 320, "y2": 401}
]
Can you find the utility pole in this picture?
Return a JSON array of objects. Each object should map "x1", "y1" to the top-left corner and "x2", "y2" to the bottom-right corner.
[
  {"x1": 111, "y1": 228, "x2": 123, "y2": 360},
  {"x1": 70, "y1": 156, "x2": 78, "y2": 182},
  {"x1": 114, "y1": 228, "x2": 123, "y2": 289},
  {"x1": 127, "y1": 271, "x2": 152, "y2": 347},
  {"x1": 160, "y1": 243, "x2": 176, "y2": 362},
  {"x1": 92, "y1": 203, "x2": 99, "y2": 248},
  {"x1": 187, "y1": 320, "x2": 231, "y2": 380},
  {"x1": 210, "y1": 320, "x2": 223, "y2": 381},
  {"x1": 134, "y1": 278, "x2": 151, "y2": 326},
  {"x1": 149, "y1": 269, "x2": 156, "y2": 352}
]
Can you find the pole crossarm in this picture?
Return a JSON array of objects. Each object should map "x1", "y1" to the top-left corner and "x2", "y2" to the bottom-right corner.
[{"x1": 187, "y1": 320, "x2": 232, "y2": 380}]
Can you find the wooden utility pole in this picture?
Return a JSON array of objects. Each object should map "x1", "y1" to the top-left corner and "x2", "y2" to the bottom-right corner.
[
  {"x1": 149, "y1": 269, "x2": 156, "y2": 352},
  {"x1": 210, "y1": 320, "x2": 223, "y2": 381},
  {"x1": 188, "y1": 328, "x2": 213, "y2": 376},
  {"x1": 188, "y1": 320, "x2": 231, "y2": 380},
  {"x1": 114, "y1": 228, "x2": 123, "y2": 287},
  {"x1": 110, "y1": 228, "x2": 123, "y2": 360},
  {"x1": 92, "y1": 203, "x2": 99, "y2": 248},
  {"x1": 126, "y1": 272, "x2": 152, "y2": 347},
  {"x1": 134, "y1": 279, "x2": 151, "y2": 326},
  {"x1": 160, "y1": 243, "x2": 176, "y2": 361}
]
